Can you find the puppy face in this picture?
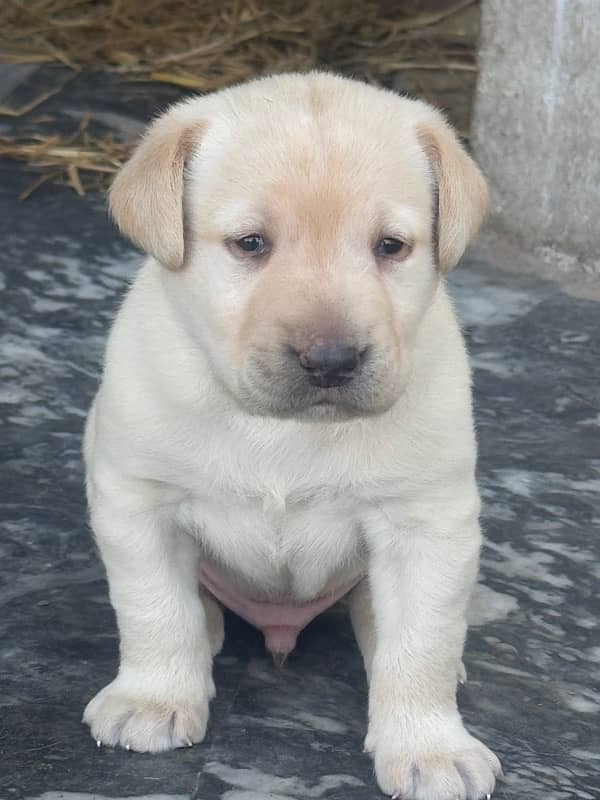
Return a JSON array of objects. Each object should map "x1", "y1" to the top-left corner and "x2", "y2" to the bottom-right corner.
[{"x1": 110, "y1": 74, "x2": 487, "y2": 420}]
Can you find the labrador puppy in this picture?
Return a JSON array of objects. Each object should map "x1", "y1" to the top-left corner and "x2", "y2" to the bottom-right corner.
[{"x1": 82, "y1": 72, "x2": 501, "y2": 800}]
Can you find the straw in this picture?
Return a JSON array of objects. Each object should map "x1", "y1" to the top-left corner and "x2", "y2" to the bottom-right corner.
[{"x1": 0, "y1": 0, "x2": 478, "y2": 196}]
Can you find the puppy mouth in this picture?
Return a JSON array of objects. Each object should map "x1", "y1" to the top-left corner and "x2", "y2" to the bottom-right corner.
[
  {"x1": 306, "y1": 373, "x2": 355, "y2": 389},
  {"x1": 237, "y1": 350, "x2": 401, "y2": 419},
  {"x1": 239, "y1": 378, "x2": 388, "y2": 420}
]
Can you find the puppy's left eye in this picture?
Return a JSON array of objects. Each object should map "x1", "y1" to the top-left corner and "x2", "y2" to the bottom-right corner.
[{"x1": 376, "y1": 237, "x2": 411, "y2": 259}]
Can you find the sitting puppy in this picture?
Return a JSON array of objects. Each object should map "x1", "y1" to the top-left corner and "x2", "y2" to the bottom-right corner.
[{"x1": 82, "y1": 72, "x2": 501, "y2": 800}]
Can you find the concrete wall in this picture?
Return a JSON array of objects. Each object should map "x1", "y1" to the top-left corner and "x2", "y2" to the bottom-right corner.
[{"x1": 472, "y1": 0, "x2": 600, "y2": 272}]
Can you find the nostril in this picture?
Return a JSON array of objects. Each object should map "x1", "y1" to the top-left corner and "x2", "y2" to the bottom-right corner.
[{"x1": 299, "y1": 344, "x2": 360, "y2": 375}]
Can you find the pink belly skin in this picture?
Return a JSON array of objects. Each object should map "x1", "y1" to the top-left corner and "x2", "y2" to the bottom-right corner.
[{"x1": 199, "y1": 566, "x2": 361, "y2": 658}]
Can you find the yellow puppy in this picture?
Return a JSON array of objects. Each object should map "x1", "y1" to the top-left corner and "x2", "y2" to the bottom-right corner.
[{"x1": 83, "y1": 72, "x2": 498, "y2": 800}]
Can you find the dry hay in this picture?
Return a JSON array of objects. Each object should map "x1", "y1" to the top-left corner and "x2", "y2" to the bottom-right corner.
[
  {"x1": 0, "y1": 117, "x2": 130, "y2": 199},
  {"x1": 0, "y1": 0, "x2": 478, "y2": 196}
]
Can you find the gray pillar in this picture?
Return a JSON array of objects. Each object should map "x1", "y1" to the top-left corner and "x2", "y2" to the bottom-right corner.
[{"x1": 472, "y1": 0, "x2": 600, "y2": 273}]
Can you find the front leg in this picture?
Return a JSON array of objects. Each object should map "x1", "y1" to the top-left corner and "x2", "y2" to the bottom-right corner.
[
  {"x1": 363, "y1": 491, "x2": 501, "y2": 800},
  {"x1": 83, "y1": 471, "x2": 215, "y2": 752}
]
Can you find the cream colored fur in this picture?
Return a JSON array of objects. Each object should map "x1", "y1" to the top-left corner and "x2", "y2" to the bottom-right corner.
[{"x1": 82, "y1": 73, "x2": 499, "y2": 800}]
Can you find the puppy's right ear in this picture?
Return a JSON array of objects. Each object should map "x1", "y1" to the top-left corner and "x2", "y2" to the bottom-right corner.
[{"x1": 109, "y1": 104, "x2": 206, "y2": 270}]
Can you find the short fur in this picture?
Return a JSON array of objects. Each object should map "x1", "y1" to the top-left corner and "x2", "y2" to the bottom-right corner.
[{"x1": 83, "y1": 73, "x2": 499, "y2": 800}]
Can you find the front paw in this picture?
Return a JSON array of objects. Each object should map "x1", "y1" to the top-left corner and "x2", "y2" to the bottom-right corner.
[
  {"x1": 83, "y1": 670, "x2": 215, "y2": 753},
  {"x1": 366, "y1": 714, "x2": 502, "y2": 800}
]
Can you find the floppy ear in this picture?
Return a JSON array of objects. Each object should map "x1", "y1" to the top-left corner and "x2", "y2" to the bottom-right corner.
[
  {"x1": 417, "y1": 114, "x2": 488, "y2": 271},
  {"x1": 109, "y1": 105, "x2": 206, "y2": 269}
]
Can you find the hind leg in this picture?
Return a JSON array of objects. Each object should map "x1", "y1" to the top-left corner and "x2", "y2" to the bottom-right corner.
[
  {"x1": 200, "y1": 589, "x2": 225, "y2": 657},
  {"x1": 348, "y1": 579, "x2": 376, "y2": 682}
]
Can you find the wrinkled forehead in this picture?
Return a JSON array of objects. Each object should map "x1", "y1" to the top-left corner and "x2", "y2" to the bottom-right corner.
[{"x1": 186, "y1": 108, "x2": 434, "y2": 241}]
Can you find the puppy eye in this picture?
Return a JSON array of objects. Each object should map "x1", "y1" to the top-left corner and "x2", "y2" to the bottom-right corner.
[
  {"x1": 376, "y1": 237, "x2": 410, "y2": 259},
  {"x1": 235, "y1": 234, "x2": 268, "y2": 255}
]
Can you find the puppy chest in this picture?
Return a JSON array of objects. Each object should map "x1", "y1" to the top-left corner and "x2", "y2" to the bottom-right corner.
[{"x1": 181, "y1": 492, "x2": 365, "y2": 599}]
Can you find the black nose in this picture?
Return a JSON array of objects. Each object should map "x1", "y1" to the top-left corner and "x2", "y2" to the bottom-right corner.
[{"x1": 298, "y1": 343, "x2": 360, "y2": 387}]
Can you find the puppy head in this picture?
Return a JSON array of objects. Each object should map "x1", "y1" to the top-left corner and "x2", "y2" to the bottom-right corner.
[{"x1": 110, "y1": 73, "x2": 488, "y2": 420}]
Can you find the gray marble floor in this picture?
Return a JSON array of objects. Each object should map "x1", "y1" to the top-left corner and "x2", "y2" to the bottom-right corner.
[{"x1": 1, "y1": 70, "x2": 599, "y2": 800}]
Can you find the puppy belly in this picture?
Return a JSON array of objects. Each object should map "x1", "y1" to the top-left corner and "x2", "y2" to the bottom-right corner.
[{"x1": 199, "y1": 565, "x2": 360, "y2": 657}]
